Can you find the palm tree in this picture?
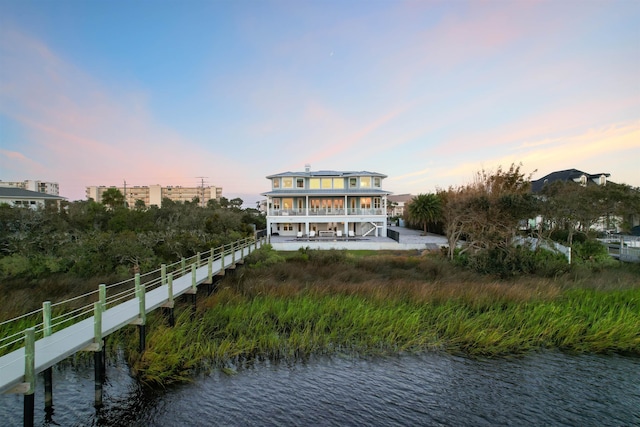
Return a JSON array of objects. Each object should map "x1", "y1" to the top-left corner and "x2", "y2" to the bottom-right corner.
[{"x1": 408, "y1": 193, "x2": 442, "y2": 234}]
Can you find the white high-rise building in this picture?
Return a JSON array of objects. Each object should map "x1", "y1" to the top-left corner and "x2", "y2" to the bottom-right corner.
[{"x1": 0, "y1": 180, "x2": 59, "y2": 195}]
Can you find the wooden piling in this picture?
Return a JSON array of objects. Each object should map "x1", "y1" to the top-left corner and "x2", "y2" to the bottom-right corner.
[
  {"x1": 24, "y1": 328, "x2": 35, "y2": 427},
  {"x1": 42, "y1": 301, "x2": 53, "y2": 410}
]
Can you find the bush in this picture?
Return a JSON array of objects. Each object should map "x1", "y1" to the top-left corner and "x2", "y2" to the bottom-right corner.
[
  {"x1": 458, "y1": 246, "x2": 569, "y2": 278},
  {"x1": 573, "y1": 240, "x2": 618, "y2": 270},
  {"x1": 245, "y1": 245, "x2": 285, "y2": 268}
]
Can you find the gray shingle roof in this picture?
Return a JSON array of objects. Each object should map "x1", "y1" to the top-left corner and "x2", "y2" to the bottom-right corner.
[
  {"x1": 0, "y1": 187, "x2": 65, "y2": 200},
  {"x1": 531, "y1": 169, "x2": 610, "y2": 193},
  {"x1": 266, "y1": 170, "x2": 387, "y2": 179}
]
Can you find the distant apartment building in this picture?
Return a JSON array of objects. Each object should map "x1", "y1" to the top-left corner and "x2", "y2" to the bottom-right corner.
[
  {"x1": 0, "y1": 180, "x2": 59, "y2": 195},
  {"x1": 86, "y1": 184, "x2": 223, "y2": 208}
]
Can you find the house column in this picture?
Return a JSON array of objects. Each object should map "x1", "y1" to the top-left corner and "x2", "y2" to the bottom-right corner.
[
  {"x1": 305, "y1": 195, "x2": 310, "y2": 235},
  {"x1": 382, "y1": 195, "x2": 388, "y2": 236}
]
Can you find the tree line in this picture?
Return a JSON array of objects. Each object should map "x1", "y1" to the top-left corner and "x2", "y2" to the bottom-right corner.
[
  {"x1": 406, "y1": 164, "x2": 640, "y2": 276},
  {"x1": 0, "y1": 194, "x2": 265, "y2": 280}
]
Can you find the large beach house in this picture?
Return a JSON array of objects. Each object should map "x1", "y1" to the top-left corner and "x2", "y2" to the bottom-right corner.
[{"x1": 262, "y1": 166, "x2": 391, "y2": 238}]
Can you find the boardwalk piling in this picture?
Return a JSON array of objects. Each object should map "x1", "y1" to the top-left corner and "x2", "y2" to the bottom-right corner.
[
  {"x1": 42, "y1": 301, "x2": 54, "y2": 410},
  {"x1": 135, "y1": 274, "x2": 146, "y2": 353},
  {"x1": 24, "y1": 328, "x2": 35, "y2": 427},
  {"x1": 93, "y1": 302, "x2": 104, "y2": 407}
]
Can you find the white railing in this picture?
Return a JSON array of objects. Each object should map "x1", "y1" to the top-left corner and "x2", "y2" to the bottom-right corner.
[{"x1": 268, "y1": 208, "x2": 385, "y2": 216}]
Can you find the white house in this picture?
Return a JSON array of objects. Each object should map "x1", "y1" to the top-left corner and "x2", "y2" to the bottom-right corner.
[
  {"x1": 262, "y1": 166, "x2": 391, "y2": 238},
  {"x1": 0, "y1": 187, "x2": 66, "y2": 209}
]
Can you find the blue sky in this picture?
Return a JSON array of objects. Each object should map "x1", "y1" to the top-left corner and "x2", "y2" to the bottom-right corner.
[{"x1": 1, "y1": 0, "x2": 639, "y2": 205}]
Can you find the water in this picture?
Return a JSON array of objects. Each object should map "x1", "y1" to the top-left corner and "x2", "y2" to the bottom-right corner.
[{"x1": 1, "y1": 352, "x2": 638, "y2": 426}]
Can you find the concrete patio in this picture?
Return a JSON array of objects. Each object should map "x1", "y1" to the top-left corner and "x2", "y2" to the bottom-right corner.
[{"x1": 268, "y1": 226, "x2": 448, "y2": 251}]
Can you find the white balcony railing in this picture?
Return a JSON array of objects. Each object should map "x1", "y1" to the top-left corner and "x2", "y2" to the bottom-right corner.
[{"x1": 269, "y1": 208, "x2": 385, "y2": 216}]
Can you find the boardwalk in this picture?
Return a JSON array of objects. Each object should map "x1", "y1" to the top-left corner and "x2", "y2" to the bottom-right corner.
[{"x1": 0, "y1": 236, "x2": 264, "y2": 398}]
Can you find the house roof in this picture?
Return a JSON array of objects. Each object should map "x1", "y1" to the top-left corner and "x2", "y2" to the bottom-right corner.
[
  {"x1": 531, "y1": 169, "x2": 610, "y2": 193},
  {"x1": 387, "y1": 194, "x2": 414, "y2": 204},
  {"x1": 266, "y1": 170, "x2": 388, "y2": 179},
  {"x1": 262, "y1": 188, "x2": 391, "y2": 197},
  {"x1": 0, "y1": 187, "x2": 66, "y2": 200}
]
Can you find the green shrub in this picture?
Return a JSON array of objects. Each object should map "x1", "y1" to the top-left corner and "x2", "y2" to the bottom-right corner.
[{"x1": 0, "y1": 254, "x2": 30, "y2": 278}]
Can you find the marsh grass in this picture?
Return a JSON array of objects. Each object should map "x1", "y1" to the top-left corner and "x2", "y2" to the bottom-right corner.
[
  {"x1": 2, "y1": 248, "x2": 638, "y2": 384},
  {"x1": 121, "y1": 249, "x2": 640, "y2": 385}
]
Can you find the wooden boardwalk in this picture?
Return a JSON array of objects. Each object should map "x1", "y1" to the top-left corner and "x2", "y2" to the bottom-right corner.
[{"x1": 0, "y1": 236, "x2": 264, "y2": 396}]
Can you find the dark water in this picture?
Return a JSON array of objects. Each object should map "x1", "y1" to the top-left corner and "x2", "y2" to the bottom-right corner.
[{"x1": 1, "y1": 351, "x2": 639, "y2": 426}]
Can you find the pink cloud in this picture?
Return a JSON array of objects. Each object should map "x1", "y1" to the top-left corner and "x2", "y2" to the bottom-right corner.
[{"x1": 0, "y1": 29, "x2": 250, "y2": 201}]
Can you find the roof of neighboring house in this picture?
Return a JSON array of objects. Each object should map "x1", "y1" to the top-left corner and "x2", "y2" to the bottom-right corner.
[
  {"x1": 387, "y1": 194, "x2": 414, "y2": 204},
  {"x1": 0, "y1": 187, "x2": 66, "y2": 200},
  {"x1": 266, "y1": 170, "x2": 388, "y2": 179},
  {"x1": 531, "y1": 169, "x2": 610, "y2": 193}
]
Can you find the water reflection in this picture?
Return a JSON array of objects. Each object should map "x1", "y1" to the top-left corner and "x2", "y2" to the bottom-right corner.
[{"x1": 1, "y1": 352, "x2": 638, "y2": 426}]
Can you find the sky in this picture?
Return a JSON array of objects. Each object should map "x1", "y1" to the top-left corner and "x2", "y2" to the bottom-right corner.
[{"x1": 1, "y1": 0, "x2": 639, "y2": 206}]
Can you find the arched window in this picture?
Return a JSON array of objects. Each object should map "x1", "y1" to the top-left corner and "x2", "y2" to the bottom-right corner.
[
  {"x1": 599, "y1": 175, "x2": 607, "y2": 186},
  {"x1": 580, "y1": 175, "x2": 587, "y2": 186}
]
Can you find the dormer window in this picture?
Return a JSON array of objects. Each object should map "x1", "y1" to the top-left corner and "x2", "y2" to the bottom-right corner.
[{"x1": 599, "y1": 175, "x2": 607, "y2": 186}]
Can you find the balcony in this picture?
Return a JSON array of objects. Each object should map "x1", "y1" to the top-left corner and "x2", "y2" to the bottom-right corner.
[{"x1": 269, "y1": 208, "x2": 385, "y2": 216}]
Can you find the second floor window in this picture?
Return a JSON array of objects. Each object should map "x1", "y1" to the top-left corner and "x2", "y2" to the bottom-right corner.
[
  {"x1": 273, "y1": 179, "x2": 280, "y2": 189},
  {"x1": 349, "y1": 178, "x2": 357, "y2": 188},
  {"x1": 296, "y1": 178, "x2": 305, "y2": 188},
  {"x1": 283, "y1": 178, "x2": 293, "y2": 188}
]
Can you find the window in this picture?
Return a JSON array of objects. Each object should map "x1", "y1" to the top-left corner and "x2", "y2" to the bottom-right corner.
[
  {"x1": 296, "y1": 178, "x2": 305, "y2": 188},
  {"x1": 373, "y1": 198, "x2": 381, "y2": 209},
  {"x1": 283, "y1": 224, "x2": 293, "y2": 231},
  {"x1": 333, "y1": 178, "x2": 344, "y2": 189},
  {"x1": 599, "y1": 175, "x2": 607, "y2": 186},
  {"x1": 360, "y1": 197, "x2": 371, "y2": 209},
  {"x1": 283, "y1": 178, "x2": 293, "y2": 188},
  {"x1": 580, "y1": 175, "x2": 587, "y2": 186},
  {"x1": 273, "y1": 179, "x2": 280, "y2": 189},
  {"x1": 360, "y1": 177, "x2": 371, "y2": 188},
  {"x1": 310, "y1": 178, "x2": 320, "y2": 189},
  {"x1": 273, "y1": 198, "x2": 281, "y2": 210},
  {"x1": 373, "y1": 177, "x2": 381, "y2": 187},
  {"x1": 322, "y1": 179, "x2": 332, "y2": 189},
  {"x1": 283, "y1": 198, "x2": 292, "y2": 210},
  {"x1": 349, "y1": 178, "x2": 357, "y2": 188}
]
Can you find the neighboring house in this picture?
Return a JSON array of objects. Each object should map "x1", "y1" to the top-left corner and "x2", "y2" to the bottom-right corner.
[
  {"x1": 86, "y1": 184, "x2": 223, "y2": 208},
  {"x1": 387, "y1": 194, "x2": 414, "y2": 218},
  {"x1": 0, "y1": 187, "x2": 66, "y2": 209},
  {"x1": 262, "y1": 166, "x2": 391, "y2": 237},
  {"x1": 529, "y1": 168, "x2": 640, "y2": 233},
  {"x1": 531, "y1": 169, "x2": 610, "y2": 193},
  {"x1": 0, "y1": 180, "x2": 59, "y2": 195}
]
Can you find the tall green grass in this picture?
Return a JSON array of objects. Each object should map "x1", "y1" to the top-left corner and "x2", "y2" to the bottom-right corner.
[
  {"x1": 124, "y1": 249, "x2": 640, "y2": 385},
  {"x1": 3, "y1": 248, "x2": 639, "y2": 386}
]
